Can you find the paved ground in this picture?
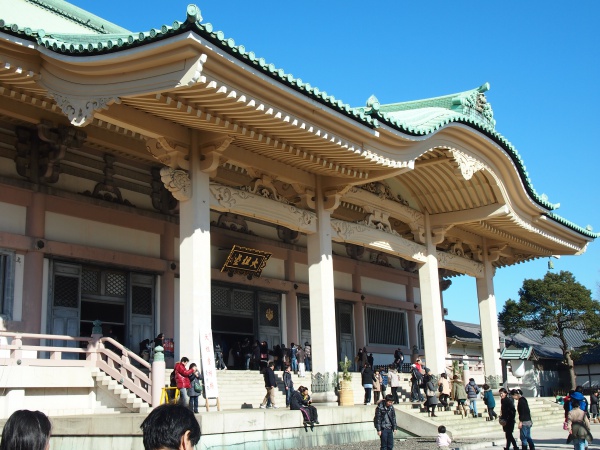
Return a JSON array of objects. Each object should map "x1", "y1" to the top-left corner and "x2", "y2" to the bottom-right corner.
[{"x1": 295, "y1": 423, "x2": 600, "y2": 449}]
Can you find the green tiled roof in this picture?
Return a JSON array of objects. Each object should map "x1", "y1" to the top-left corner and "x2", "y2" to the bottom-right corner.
[{"x1": 0, "y1": 3, "x2": 597, "y2": 240}]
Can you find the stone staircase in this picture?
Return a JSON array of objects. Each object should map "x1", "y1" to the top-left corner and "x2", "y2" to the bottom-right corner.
[
  {"x1": 399, "y1": 395, "x2": 564, "y2": 439},
  {"x1": 90, "y1": 367, "x2": 151, "y2": 414}
]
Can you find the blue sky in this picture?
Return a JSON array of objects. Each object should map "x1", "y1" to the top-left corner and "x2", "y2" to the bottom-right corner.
[{"x1": 73, "y1": 1, "x2": 599, "y2": 323}]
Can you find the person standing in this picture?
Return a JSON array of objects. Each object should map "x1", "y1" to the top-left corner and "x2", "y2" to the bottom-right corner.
[
  {"x1": 438, "y1": 373, "x2": 450, "y2": 410},
  {"x1": 373, "y1": 368, "x2": 383, "y2": 404},
  {"x1": 214, "y1": 343, "x2": 226, "y2": 370},
  {"x1": 362, "y1": 363, "x2": 376, "y2": 405},
  {"x1": 424, "y1": 370, "x2": 439, "y2": 417},
  {"x1": 290, "y1": 343, "x2": 298, "y2": 373},
  {"x1": 375, "y1": 394, "x2": 397, "y2": 450},
  {"x1": 174, "y1": 357, "x2": 195, "y2": 408},
  {"x1": 512, "y1": 389, "x2": 535, "y2": 450},
  {"x1": 394, "y1": 347, "x2": 404, "y2": 371},
  {"x1": 304, "y1": 342, "x2": 311, "y2": 372},
  {"x1": 568, "y1": 399, "x2": 593, "y2": 450},
  {"x1": 283, "y1": 364, "x2": 294, "y2": 407},
  {"x1": 410, "y1": 364, "x2": 424, "y2": 402},
  {"x1": 259, "y1": 361, "x2": 279, "y2": 409},
  {"x1": 482, "y1": 383, "x2": 498, "y2": 420},
  {"x1": 297, "y1": 345, "x2": 306, "y2": 377},
  {"x1": 187, "y1": 363, "x2": 202, "y2": 414},
  {"x1": 590, "y1": 389, "x2": 599, "y2": 423},
  {"x1": 451, "y1": 375, "x2": 468, "y2": 418},
  {"x1": 465, "y1": 378, "x2": 480, "y2": 418},
  {"x1": 499, "y1": 387, "x2": 518, "y2": 450},
  {"x1": 388, "y1": 366, "x2": 400, "y2": 404}
]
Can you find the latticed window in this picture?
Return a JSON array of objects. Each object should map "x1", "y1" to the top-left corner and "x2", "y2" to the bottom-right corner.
[
  {"x1": 54, "y1": 275, "x2": 79, "y2": 308},
  {"x1": 81, "y1": 269, "x2": 100, "y2": 294},
  {"x1": 105, "y1": 272, "x2": 126, "y2": 297},
  {"x1": 232, "y1": 290, "x2": 254, "y2": 312},
  {"x1": 259, "y1": 302, "x2": 279, "y2": 327},
  {"x1": 211, "y1": 286, "x2": 232, "y2": 311},
  {"x1": 0, "y1": 251, "x2": 15, "y2": 317},
  {"x1": 300, "y1": 307, "x2": 311, "y2": 330},
  {"x1": 132, "y1": 286, "x2": 152, "y2": 315},
  {"x1": 366, "y1": 307, "x2": 407, "y2": 346},
  {"x1": 339, "y1": 310, "x2": 352, "y2": 334}
]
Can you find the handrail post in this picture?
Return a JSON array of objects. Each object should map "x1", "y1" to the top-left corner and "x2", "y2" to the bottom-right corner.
[
  {"x1": 152, "y1": 345, "x2": 166, "y2": 407},
  {"x1": 11, "y1": 334, "x2": 23, "y2": 361},
  {"x1": 87, "y1": 320, "x2": 103, "y2": 363}
]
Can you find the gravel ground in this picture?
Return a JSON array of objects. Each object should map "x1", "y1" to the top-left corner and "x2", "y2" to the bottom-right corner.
[{"x1": 296, "y1": 436, "x2": 485, "y2": 450}]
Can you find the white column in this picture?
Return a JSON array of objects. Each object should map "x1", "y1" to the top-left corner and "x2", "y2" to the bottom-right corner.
[
  {"x1": 307, "y1": 178, "x2": 338, "y2": 403},
  {"x1": 177, "y1": 134, "x2": 212, "y2": 364},
  {"x1": 417, "y1": 212, "x2": 448, "y2": 375},
  {"x1": 476, "y1": 241, "x2": 502, "y2": 387}
]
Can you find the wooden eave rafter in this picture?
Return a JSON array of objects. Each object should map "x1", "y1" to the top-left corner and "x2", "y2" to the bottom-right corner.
[{"x1": 0, "y1": 30, "x2": 592, "y2": 264}]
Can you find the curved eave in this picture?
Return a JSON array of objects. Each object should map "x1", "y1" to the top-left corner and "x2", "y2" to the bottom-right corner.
[{"x1": 0, "y1": 9, "x2": 596, "y2": 242}]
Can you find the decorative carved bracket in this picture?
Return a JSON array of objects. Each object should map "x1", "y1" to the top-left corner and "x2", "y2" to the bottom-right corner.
[
  {"x1": 50, "y1": 92, "x2": 120, "y2": 127},
  {"x1": 15, "y1": 121, "x2": 86, "y2": 184},
  {"x1": 146, "y1": 137, "x2": 189, "y2": 170},
  {"x1": 413, "y1": 226, "x2": 448, "y2": 245},
  {"x1": 199, "y1": 136, "x2": 234, "y2": 174},
  {"x1": 359, "y1": 207, "x2": 392, "y2": 233},
  {"x1": 240, "y1": 174, "x2": 288, "y2": 204},
  {"x1": 450, "y1": 149, "x2": 486, "y2": 181},
  {"x1": 160, "y1": 166, "x2": 191, "y2": 201},
  {"x1": 488, "y1": 244, "x2": 507, "y2": 262}
]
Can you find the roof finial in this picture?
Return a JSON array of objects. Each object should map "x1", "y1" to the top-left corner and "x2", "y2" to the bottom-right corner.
[
  {"x1": 366, "y1": 94, "x2": 380, "y2": 110},
  {"x1": 186, "y1": 4, "x2": 202, "y2": 24}
]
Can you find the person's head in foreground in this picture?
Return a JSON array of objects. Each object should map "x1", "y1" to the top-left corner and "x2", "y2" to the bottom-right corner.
[
  {"x1": 0, "y1": 409, "x2": 51, "y2": 450},
  {"x1": 384, "y1": 394, "x2": 394, "y2": 406},
  {"x1": 140, "y1": 404, "x2": 201, "y2": 450}
]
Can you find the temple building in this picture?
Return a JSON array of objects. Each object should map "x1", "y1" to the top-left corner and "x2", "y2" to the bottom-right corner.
[{"x1": 0, "y1": 0, "x2": 596, "y2": 405}]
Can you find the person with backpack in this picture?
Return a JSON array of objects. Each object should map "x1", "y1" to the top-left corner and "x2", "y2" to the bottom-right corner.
[
  {"x1": 375, "y1": 394, "x2": 397, "y2": 450},
  {"x1": 187, "y1": 363, "x2": 202, "y2": 414},
  {"x1": 465, "y1": 378, "x2": 480, "y2": 418},
  {"x1": 569, "y1": 386, "x2": 589, "y2": 416},
  {"x1": 451, "y1": 375, "x2": 468, "y2": 418},
  {"x1": 361, "y1": 363, "x2": 376, "y2": 405},
  {"x1": 410, "y1": 364, "x2": 424, "y2": 402},
  {"x1": 482, "y1": 383, "x2": 498, "y2": 420}
]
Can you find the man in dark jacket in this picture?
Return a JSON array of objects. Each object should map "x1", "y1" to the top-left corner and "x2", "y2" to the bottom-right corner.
[
  {"x1": 410, "y1": 364, "x2": 424, "y2": 402},
  {"x1": 283, "y1": 364, "x2": 294, "y2": 407},
  {"x1": 259, "y1": 361, "x2": 279, "y2": 409},
  {"x1": 376, "y1": 394, "x2": 397, "y2": 450}
]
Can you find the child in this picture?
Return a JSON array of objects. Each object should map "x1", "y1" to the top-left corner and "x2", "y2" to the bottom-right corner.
[
  {"x1": 436, "y1": 425, "x2": 452, "y2": 449},
  {"x1": 482, "y1": 383, "x2": 498, "y2": 420}
]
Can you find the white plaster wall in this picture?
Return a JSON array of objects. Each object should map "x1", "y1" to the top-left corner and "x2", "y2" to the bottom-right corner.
[
  {"x1": 294, "y1": 263, "x2": 309, "y2": 284},
  {"x1": 45, "y1": 212, "x2": 160, "y2": 258},
  {"x1": 334, "y1": 270, "x2": 352, "y2": 291},
  {"x1": 0, "y1": 202, "x2": 26, "y2": 235},
  {"x1": 413, "y1": 287, "x2": 421, "y2": 305},
  {"x1": 11, "y1": 253, "x2": 25, "y2": 322},
  {"x1": 261, "y1": 257, "x2": 284, "y2": 280},
  {"x1": 0, "y1": 157, "x2": 17, "y2": 178},
  {"x1": 361, "y1": 277, "x2": 406, "y2": 301}
]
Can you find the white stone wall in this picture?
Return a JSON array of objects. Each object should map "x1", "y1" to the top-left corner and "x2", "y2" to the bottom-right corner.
[{"x1": 0, "y1": 202, "x2": 26, "y2": 235}]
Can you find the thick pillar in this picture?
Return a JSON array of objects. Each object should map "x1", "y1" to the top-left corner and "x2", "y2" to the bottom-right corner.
[
  {"x1": 284, "y1": 250, "x2": 298, "y2": 345},
  {"x1": 22, "y1": 192, "x2": 45, "y2": 334},
  {"x1": 177, "y1": 135, "x2": 211, "y2": 364},
  {"x1": 406, "y1": 278, "x2": 418, "y2": 352},
  {"x1": 307, "y1": 178, "x2": 338, "y2": 403},
  {"x1": 417, "y1": 212, "x2": 447, "y2": 375},
  {"x1": 159, "y1": 222, "x2": 176, "y2": 340},
  {"x1": 476, "y1": 241, "x2": 502, "y2": 387}
]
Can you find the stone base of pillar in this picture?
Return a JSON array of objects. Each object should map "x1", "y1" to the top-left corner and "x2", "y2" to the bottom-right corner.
[{"x1": 311, "y1": 391, "x2": 338, "y2": 406}]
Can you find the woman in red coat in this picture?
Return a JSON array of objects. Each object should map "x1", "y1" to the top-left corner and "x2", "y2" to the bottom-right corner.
[{"x1": 174, "y1": 357, "x2": 194, "y2": 408}]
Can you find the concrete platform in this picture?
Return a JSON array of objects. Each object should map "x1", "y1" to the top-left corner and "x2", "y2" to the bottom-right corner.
[{"x1": 0, "y1": 404, "x2": 424, "y2": 450}]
